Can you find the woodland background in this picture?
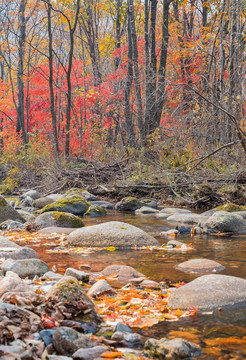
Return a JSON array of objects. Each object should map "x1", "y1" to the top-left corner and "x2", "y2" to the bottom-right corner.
[{"x1": 0, "y1": 0, "x2": 245, "y2": 202}]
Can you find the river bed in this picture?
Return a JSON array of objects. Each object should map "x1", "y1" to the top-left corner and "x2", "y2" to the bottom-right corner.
[{"x1": 17, "y1": 211, "x2": 246, "y2": 359}]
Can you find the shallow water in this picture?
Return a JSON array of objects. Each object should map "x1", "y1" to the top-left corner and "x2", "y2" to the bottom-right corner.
[{"x1": 31, "y1": 210, "x2": 246, "y2": 359}]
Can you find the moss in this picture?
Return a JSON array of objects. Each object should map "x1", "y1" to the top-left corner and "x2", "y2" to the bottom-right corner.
[
  {"x1": 39, "y1": 195, "x2": 90, "y2": 214},
  {"x1": 84, "y1": 206, "x2": 107, "y2": 217},
  {"x1": 52, "y1": 211, "x2": 85, "y2": 227},
  {"x1": 0, "y1": 184, "x2": 13, "y2": 195},
  {"x1": 0, "y1": 196, "x2": 7, "y2": 207},
  {"x1": 124, "y1": 196, "x2": 138, "y2": 204},
  {"x1": 65, "y1": 188, "x2": 84, "y2": 195},
  {"x1": 56, "y1": 278, "x2": 83, "y2": 299},
  {"x1": 216, "y1": 203, "x2": 246, "y2": 212},
  {"x1": 142, "y1": 199, "x2": 152, "y2": 203}
]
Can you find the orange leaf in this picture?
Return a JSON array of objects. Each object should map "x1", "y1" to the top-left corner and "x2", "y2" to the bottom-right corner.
[{"x1": 101, "y1": 351, "x2": 123, "y2": 358}]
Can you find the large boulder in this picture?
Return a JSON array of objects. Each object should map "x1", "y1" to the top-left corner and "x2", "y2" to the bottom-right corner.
[
  {"x1": 168, "y1": 274, "x2": 246, "y2": 310},
  {"x1": 66, "y1": 221, "x2": 159, "y2": 248},
  {"x1": 0, "y1": 195, "x2": 25, "y2": 223},
  {"x1": 1, "y1": 258, "x2": 49, "y2": 278},
  {"x1": 175, "y1": 259, "x2": 225, "y2": 274},
  {"x1": 199, "y1": 211, "x2": 246, "y2": 233},
  {"x1": 39, "y1": 195, "x2": 90, "y2": 215},
  {"x1": 34, "y1": 211, "x2": 85, "y2": 229},
  {"x1": 20, "y1": 190, "x2": 41, "y2": 201}
]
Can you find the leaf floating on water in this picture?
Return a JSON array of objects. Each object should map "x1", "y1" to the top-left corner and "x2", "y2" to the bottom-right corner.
[{"x1": 106, "y1": 247, "x2": 116, "y2": 251}]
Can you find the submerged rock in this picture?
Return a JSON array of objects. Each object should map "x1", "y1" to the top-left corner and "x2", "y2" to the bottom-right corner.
[
  {"x1": 66, "y1": 221, "x2": 159, "y2": 248},
  {"x1": 175, "y1": 259, "x2": 225, "y2": 274},
  {"x1": 35, "y1": 211, "x2": 85, "y2": 229},
  {"x1": 168, "y1": 274, "x2": 246, "y2": 310}
]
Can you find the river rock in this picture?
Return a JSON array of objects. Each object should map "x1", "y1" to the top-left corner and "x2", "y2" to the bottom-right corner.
[
  {"x1": 175, "y1": 259, "x2": 225, "y2": 274},
  {"x1": 84, "y1": 205, "x2": 107, "y2": 217},
  {"x1": 111, "y1": 331, "x2": 145, "y2": 348},
  {"x1": 168, "y1": 274, "x2": 246, "y2": 310},
  {"x1": 65, "y1": 268, "x2": 90, "y2": 282},
  {"x1": 87, "y1": 279, "x2": 115, "y2": 297},
  {"x1": 46, "y1": 194, "x2": 63, "y2": 201},
  {"x1": 17, "y1": 210, "x2": 36, "y2": 222},
  {"x1": 199, "y1": 211, "x2": 246, "y2": 233},
  {"x1": 159, "y1": 207, "x2": 192, "y2": 215},
  {"x1": 144, "y1": 337, "x2": 201, "y2": 359},
  {"x1": 72, "y1": 345, "x2": 108, "y2": 360},
  {"x1": 39, "y1": 196, "x2": 90, "y2": 215},
  {"x1": 35, "y1": 211, "x2": 85, "y2": 229},
  {"x1": 33, "y1": 197, "x2": 54, "y2": 209},
  {"x1": 90, "y1": 200, "x2": 114, "y2": 209},
  {"x1": 1, "y1": 258, "x2": 49, "y2": 278},
  {"x1": 52, "y1": 327, "x2": 93, "y2": 356},
  {"x1": 20, "y1": 190, "x2": 41, "y2": 201},
  {"x1": 42, "y1": 271, "x2": 63, "y2": 281},
  {"x1": 0, "y1": 276, "x2": 37, "y2": 301},
  {"x1": 165, "y1": 240, "x2": 193, "y2": 252},
  {"x1": 38, "y1": 227, "x2": 76, "y2": 235},
  {"x1": 101, "y1": 264, "x2": 146, "y2": 287},
  {"x1": 66, "y1": 221, "x2": 159, "y2": 248},
  {"x1": 135, "y1": 206, "x2": 159, "y2": 215},
  {"x1": 115, "y1": 197, "x2": 146, "y2": 211},
  {"x1": 0, "y1": 195, "x2": 25, "y2": 223},
  {"x1": 0, "y1": 247, "x2": 38, "y2": 260},
  {"x1": 167, "y1": 213, "x2": 208, "y2": 224},
  {"x1": 46, "y1": 276, "x2": 94, "y2": 305},
  {"x1": 19, "y1": 195, "x2": 33, "y2": 207}
]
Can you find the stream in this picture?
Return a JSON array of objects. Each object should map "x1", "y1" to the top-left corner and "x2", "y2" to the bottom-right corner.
[{"x1": 28, "y1": 210, "x2": 246, "y2": 359}]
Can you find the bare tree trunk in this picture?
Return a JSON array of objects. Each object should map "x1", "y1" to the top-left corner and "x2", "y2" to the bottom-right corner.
[
  {"x1": 128, "y1": 0, "x2": 144, "y2": 144},
  {"x1": 46, "y1": 0, "x2": 59, "y2": 158},
  {"x1": 17, "y1": 0, "x2": 28, "y2": 146}
]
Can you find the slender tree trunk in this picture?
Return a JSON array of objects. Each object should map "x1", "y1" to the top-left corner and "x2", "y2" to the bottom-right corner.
[
  {"x1": 17, "y1": 0, "x2": 28, "y2": 146},
  {"x1": 128, "y1": 0, "x2": 144, "y2": 144},
  {"x1": 65, "y1": 0, "x2": 80, "y2": 158}
]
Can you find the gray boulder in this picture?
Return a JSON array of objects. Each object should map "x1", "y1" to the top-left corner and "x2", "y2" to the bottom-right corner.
[
  {"x1": 175, "y1": 259, "x2": 225, "y2": 274},
  {"x1": 0, "y1": 236, "x2": 38, "y2": 260},
  {"x1": 66, "y1": 221, "x2": 159, "y2": 248},
  {"x1": 1, "y1": 258, "x2": 49, "y2": 278},
  {"x1": 65, "y1": 268, "x2": 89, "y2": 282},
  {"x1": 168, "y1": 274, "x2": 246, "y2": 310},
  {"x1": 159, "y1": 207, "x2": 192, "y2": 215},
  {"x1": 84, "y1": 205, "x2": 107, "y2": 217},
  {"x1": 34, "y1": 211, "x2": 84, "y2": 229},
  {"x1": 0, "y1": 195, "x2": 25, "y2": 223},
  {"x1": 38, "y1": 226, "x2": 75, "y2": 235},
  {"x1": 200, "y1": 211, "x2": 246, "y2": 233},
  {"x1": 0, "y1": 276, "x2": 37, "y2": 302},
  {"x1": 17, "y1": 210, "x2": 36, "y2": 222}
]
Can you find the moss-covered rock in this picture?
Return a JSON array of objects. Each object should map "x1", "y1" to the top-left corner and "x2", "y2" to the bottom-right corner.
[
  {"x1": 216, "y1": 203, "x2": 246, "y2": 212},
  {"x1": 115, "y1": 197, "x2": 145, "y2": 211},
  {"x1": 39, "y1": 195, "x2": 90, "y2": 215},
  {"x1": 84, "y1": 206, "x2": 107, "y2": 217},
  {"x1": 35, "y1": 211, "x2": 85, "y2": 229}
]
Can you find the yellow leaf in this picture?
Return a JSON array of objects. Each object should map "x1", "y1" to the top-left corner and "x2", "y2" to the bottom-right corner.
[{"x1": 106, "y1": 247, "x2": 116, "y2": 251}]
